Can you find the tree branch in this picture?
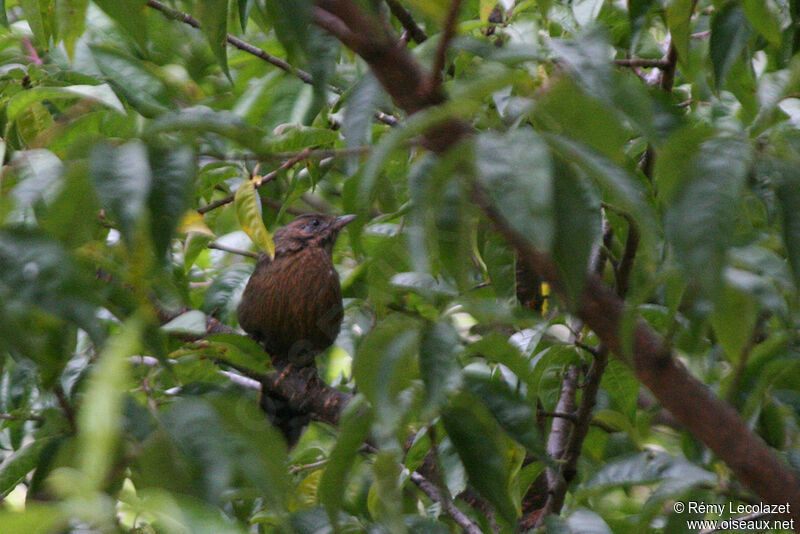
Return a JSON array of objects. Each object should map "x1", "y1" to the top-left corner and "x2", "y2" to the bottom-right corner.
[
  {"x1": 146, "y1": 0, "x2": 313, "y2": 84},
  {"x1": 207, "y1": 241, "x2": 259, "y2": 259},
  {"x1": 385, "y1": 0, "x2": 428, "y2": 43},
  {"x1": 197, "y1": 148, "x2": 312, "y2": 215},
  {"x1": 410, "y1": 472, "x2": 483, "y2": 534},
  {"x1": 146, "y1": 0, "x2": 398, "y2": 127},
  {"x1": 291, "y1": 0, "x2": 800, "y2": 521},
  {"x1": 430, "y1": 0, "x2": 465, "y2": 91},
  {"x1": 614, "y1": 58, "x2": 669, "y2": 68}
]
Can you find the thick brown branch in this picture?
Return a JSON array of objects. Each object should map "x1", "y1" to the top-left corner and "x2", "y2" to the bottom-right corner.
[
  {"x1": 385, "y1": 0, "x2": 428, "y2": 43},
  {"x1": 296, "y1": 0, "x2": 800, "y2": 521}
]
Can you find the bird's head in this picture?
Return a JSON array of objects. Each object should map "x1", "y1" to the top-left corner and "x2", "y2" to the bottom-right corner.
[{"x1": 274, "y1": 213, "x2": 356, "y2": 256}]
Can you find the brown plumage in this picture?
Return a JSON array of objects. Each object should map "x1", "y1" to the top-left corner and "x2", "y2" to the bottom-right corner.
[{"x1": 237, "y1": 213, "x2": 356, "y2": 367}]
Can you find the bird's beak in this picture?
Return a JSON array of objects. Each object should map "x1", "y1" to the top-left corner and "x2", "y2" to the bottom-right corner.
[{"x1": 332, "y1": 214, "x2": 357, "y2": 231}]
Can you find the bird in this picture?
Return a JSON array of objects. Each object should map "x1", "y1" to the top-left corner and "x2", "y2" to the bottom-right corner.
[
  {"x1": 237, "y1": 213, "x2": 356, "y2": 366},
  {"x1": 237, "y1": 213, "x2": 355, "y2": 444}
]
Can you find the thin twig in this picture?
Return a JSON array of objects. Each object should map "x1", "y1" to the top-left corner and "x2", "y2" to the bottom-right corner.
[
  {"x1": 146, "y1": 0, "x2": 313, "y2": 84},
  {"x1": 208, "y1": 242, "x2": 260, "y2": 259},
  {"x1": 290, "y1": 458, "x2": 330, "y2": 474},
  {"x1": 54, "y1": 384, "x2": 76, "y2": 433},
  {"x1": 539, "y1": 410, "x2": 619, "y2": 433},
  {"x1": 639, "y1": 38, "x2": 680, "y2": 178},
  {"x1": 0, "y1": 412, "x2": 44, "y2": 422},
  {"x1": 431, "y1": 0, "x2": 465, "y2": 90},
  {"x1": 601, "y1": 203, "x2": 639, "y2": 298},
  {"x1": 146, "y1": 0, "x2": 398, "y2": 127},
  {"x1": 22, "y1": 38, "x2": 43, "y2": 66},
  {"x1": 538, "y1": 410, "x2": 577, "y2": 423},
  {"x1": 197, "y1": 149, "x2": 312, "y2": 214},
  {"x1": 574, "y1": 340, "x2": 599, "y2": 357},
  {"x1": 410, "y1": 472, "x2": 483, "y2": 534},
  {"x1": 385, "y1": 0, "x2": 428, "y2": 43},
  {"x1": 614, "y1": 58, "x2": 669, "y2": 68}
]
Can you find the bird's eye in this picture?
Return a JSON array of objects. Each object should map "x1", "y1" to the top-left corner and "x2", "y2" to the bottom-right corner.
[{"x1": 311, "y1": 219, "x2": 320, "y2": 226}]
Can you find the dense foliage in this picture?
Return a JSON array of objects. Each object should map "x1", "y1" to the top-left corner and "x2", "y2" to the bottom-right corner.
[{"x1": 1, "y1": 0, "x2": 800, "y2": 532}]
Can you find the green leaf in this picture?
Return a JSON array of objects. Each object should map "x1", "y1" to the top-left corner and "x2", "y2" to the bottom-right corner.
[
  {"x1": 468, "y1": 332, "x2": 538, "y2": 396},
  {"x1": 89, "y1": 140, "x2": 152, "y2": 245},
  {"x1": 665, "y1": 0, "x2": 693, "y2": 66},
  {"x1": 572, "y1": 0, "x2": 604, "y2": 26},
  {"x1": 319, "y1": 397, "x2": 373, "y2": 526},
  {"x1": 653, "y1": 124, "x2": 713, "y2": 205},
  {"x1": 343, "y1": 73, "x2": 382, "y2": 150},
  {"x1": 40, "y1": 162, "x2": 100, "y2": 248},
  {"x1": 162, "y1": 310, "x2": 208, "y2": 336},
  {"x1": 534, "y1": 77, "x2": 631, "y2": 166},
  {"x1": 352, "y1": 315, "x2": 418, "y2": 440},
  {"x1": 234, "y1": 179, "x2": 275, "y2": 256},
  {"x1": 442, "y1": 391, "x2": 519, "y2": 525},
  {"x1": 0, "y1": 0, "x2": 8, "y2": 27},
  {"x1": 0, "y1": 227, "x2": 103, "y2": 343},
  {"x1": 201, "y1": 264, "x2": 252, "y2": 322},
  {"x1": 775, "y1": 164, "x2": 800, "y2": 287},
  {"x1": 93, "y1": 0, "x2": 147, "y2": 50},
  {"x1": 710, "y1": 2, "x2": 752, "y2": 90},
  {"x1": 238, "y1": 0, "x2": 254, "y2": 30},
  {"x1": 151, "y1": 395, "x2": 290, "y2": 511},
  {"x1": 404, "y1": 0, "x2": 448, "y2": 21},
  {"x1": 211, "y1": 396, "x2": 291, "y2": 511},
  {"x1": 546, "y1": 508, "x2": 613, "y2": 534},
  {"x1": 710, "y1": 281, "x2": 758, "y2": 362},
  {"x1": 552, "y1": 157, "x2": 601, "y2": 305},
  {"x1": 15, "y1": 102, "x2": 54, "y2": 144},
  {"x1": 196, "y1": 0, "x2": 230, "y2": 80},
  {"x1": 9, "y1": 149, "x2": 64, "y2": 215},
  {"x1": 583, "y1": 451, "x2": 714, "y2": 490},
  {"x1": 7, "y1": 85, "x2": 124, "y2": 123},
  {"x1": 663, "y1": 136, "x2": 753, "y2": 299},
  {"x1": 147, "y1": 106, "x2": 267, "y2": 152},
  {"x1": 148, "y1": 144, "x2": 196, "y2": 261},
  {"x1": 206, "y1": 333, "x2": 272, "y2": 375},
  {"x1": 419, "y1": 320, "x2": 463, "y2": 411},
  {"x1": 89, "y1": 43, "x2": 171, "y2": 117},
  {"x1": 0, "y1": 505, "x2": 65, "y2": 534},
  {"x1": 78, "y1": 315, "x2": 143, "y2": 488},
  {"x1": 19, "y1": 0, "x2": 51, "y2": 48},
  {"x1": 464, "y1": 372, "x2": 546, "y2": 458},
  {"x1": 390, "y1": 272, "x2": 457, "y2": 297},
  {"x1": 475, "y1": 128, "x2": 554, "y2": 253},
  {"x1": 54, "y1": 0, "x2": 88, "y2": 57},
  {"x1": 263, "y1": 0, "x2": 312, "y2": 62},
  {"x1": 543, "y1": 134, "x2": 653, "y2": 238},
  {"x1": 629, "y1": 0, "x2": 655, "y2": 46},
  {"x1": 305, "y1": 26, "x2": 340, "y2": 120},
  {"x1": 261, "y1": 125, "x2": 339, "y2": 153},
  {"x1": 600, "y1": 359, "x2": 638, "y2": 418},
  {"x1": 0, "y1": 438, "x2": 50, "y2": 498},
  {"x1": 742, "y1": 0, "x2": 782, "y2": 47}
]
